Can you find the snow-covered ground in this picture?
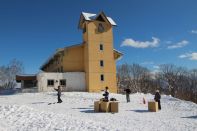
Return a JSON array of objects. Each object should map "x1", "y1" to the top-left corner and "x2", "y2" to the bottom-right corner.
[{"x1": 0, "y1": 92, "x2": 196, "y2": 131}]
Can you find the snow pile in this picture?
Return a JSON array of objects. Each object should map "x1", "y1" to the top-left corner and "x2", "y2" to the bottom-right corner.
[{"x1": 0, "y1": 92, "x2": 196, "y2": 131}]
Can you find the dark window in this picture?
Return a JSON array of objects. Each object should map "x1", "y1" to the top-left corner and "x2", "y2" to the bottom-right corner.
[
  {"x1": 60, "y1": 79, "x2": 66, "y2": 86},
  {"x1": 100, "y1": 60, "x2": 104, "y2": 67},
  {"x1": 100, "y1": 74, "x2": 104, "y2": 81},
  {"x1": 100, "y1": 44, "x2": 103, "y2": 50},
  {"x1": 98, "y1": 23, "x2": 104, "y2": 33},
  {"x1": 83, "y1": 25, "x2": 86, "y2": 33},
  {"x1": 47, "y1": 80, "x2": 54, "y2": 86}
]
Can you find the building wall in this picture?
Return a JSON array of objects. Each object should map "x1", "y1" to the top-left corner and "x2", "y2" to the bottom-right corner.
[
  {"x1": 42, "y1": 46, "x2": 84, "y2": 73},
  {"x1": 37, "y1": 72, "x2": 86, "y2": 92},
  {"x1": 83, "y1": 17, "x2": 117, "y2": 93},
  {"x1": 63, "y1": 45, "x2": 84, "y2": 72}
]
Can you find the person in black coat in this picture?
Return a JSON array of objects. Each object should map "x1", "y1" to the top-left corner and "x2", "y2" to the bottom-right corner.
[
  {"x1": 103, "y1": 86, "x2": 109, "y2": 101},
  {"x1": 54, "y1": 86, "x2": 62, "y2": 103},
  {"x1": 154, "y1": 90, "x2": 161, "y2": 110},
  {"x1": 124, "y1": 88, "x2": 131, "y2": 102}
]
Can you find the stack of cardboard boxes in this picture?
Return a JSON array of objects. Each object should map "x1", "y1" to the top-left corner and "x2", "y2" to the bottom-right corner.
[{"x1": 94, "y1": 101, "x2": 119, "y2": 113}]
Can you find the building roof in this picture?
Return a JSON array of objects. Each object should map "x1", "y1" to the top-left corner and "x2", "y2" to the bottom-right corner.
[
  {"x1": 16, "y1": 74, "x2": 37, "y2": 82},
  {"x1": 113, "y1": 49, "x2": 123, "y2": 60},
  {"x1": 79, "y1": 12, "x2": 117, "y2": 29},
  {"x1": 81, "y1": 12, "x2": 117, "y2": 26},
  {"x1": 113, "y1": 49, "x2": 123, "y2": 55},
  {"x1": 40, "y1": 44, "x2": 83, "y2": 70}
]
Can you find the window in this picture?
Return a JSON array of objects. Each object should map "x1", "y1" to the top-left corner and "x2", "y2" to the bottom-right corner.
[
  {"x1": 83, "y1": 25, "x2": 86, "y2": 33},
  {"x1": 98, "y1": 23, "x2": 104, "y2": 33},
  {"x1": 47, "y1": 80, "x2": 54, "y2": 87},
  {"x1": 100, "y1": 60, "x2": 104, "y2": 67},
  {"x1": 100, "y1": 74, "x2": 104, "y2": 81},
  {"x1": 60, "y1": 79, "x2": 66, "y2": 86},
  {"x1": 100, "y1": 44, "x2": 103, "y2": 51}
]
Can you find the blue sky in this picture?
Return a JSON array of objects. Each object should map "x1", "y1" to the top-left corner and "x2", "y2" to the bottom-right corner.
[{"x1": 0, "y1": 0, "x2": 197, "y2": 74}]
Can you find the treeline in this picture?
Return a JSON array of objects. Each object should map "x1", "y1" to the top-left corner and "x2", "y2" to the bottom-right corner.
[
  {"x1": 117, "y1": 63, "x2": 197, "y2": 103},
  {"x1": 0, "y1": 59, "x2": 24, "y2": 89}
]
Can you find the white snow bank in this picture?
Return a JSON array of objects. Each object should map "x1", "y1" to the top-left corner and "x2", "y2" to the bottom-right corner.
[{"x1": 0, "y1": 92, "x2": 196, "y2": 131}]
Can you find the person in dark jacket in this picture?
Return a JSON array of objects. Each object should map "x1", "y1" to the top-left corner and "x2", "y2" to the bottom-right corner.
[
  {"x1": 103, "y1": 86, "x2": 109, "y2": 101},
  {"x1": 124, "y1": 88, "x2": 131, "y2": 102},
  {"x1": 54, "y1": 86, "x2": 62, "y2": 103},
  {"x1": 154, "y1": 90, "x2": 161, "y2": 110}
]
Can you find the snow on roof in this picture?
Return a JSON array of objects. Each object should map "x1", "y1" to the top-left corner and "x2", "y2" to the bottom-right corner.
[
  {"x1": 106, "y1": 17, "x2": 117, "y2": 26},
  {"x1": 16, "y1": 74, "x2": 36, "y2": 77},
  {"x1": 81, "y1": 12, "x2": 117, "y2": 26},
  {"x1": 113, "y1": 49, "x2": 123, "y2": 55},
  {"x1": 82, "y1": 12, "x2": 96, "y2": 21}
]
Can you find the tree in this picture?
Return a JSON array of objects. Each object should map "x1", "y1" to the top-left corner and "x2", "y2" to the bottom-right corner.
[
  {"x1": 117, "y1": 63, "x2": 131, "y2": 92},
  {"x1": 0, "y1": 59, "x2": 24, "y2": 89},
  {"x1": 129, "y1": 63, "x2": 150, "y2": 92},
  {"x1": 117, "y1": 63, "x2": 151, "y2": 93},
  {"x1": 160, "y1": 64, "x2": 187, "y2": 97}
]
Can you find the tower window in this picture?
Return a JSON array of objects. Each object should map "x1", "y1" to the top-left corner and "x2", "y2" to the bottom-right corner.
[
  {"x1": 98, "y1": 23, "x2": 104, "y2": 33},
  {"x1": 100, "y1": 74, "x2": 104, "y2": 81},
  {"x1": 100, "y1": 60, "x2": 104, "y2": 67},
  {"x1": 83, "y1": 27, "x2": 86, "y2": 33},
  {"x1": 100, "y1": 44, "x2": 103, "y2": 50},
  {"x1": 83, "y1": 25, "x2": 86, "y2": 33}
]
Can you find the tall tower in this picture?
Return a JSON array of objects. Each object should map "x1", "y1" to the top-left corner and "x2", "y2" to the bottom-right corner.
[{"x1": 79, "y1": 12, "x2": 121, "y2": 93}]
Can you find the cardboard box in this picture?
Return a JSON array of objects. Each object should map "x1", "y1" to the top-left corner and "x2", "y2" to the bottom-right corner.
[
  {"x1": 94, "y1": 101, "x2": 100, "y2": 112},
  {"x1": 100, "y1": 101, "x2": 110, "y2": 112},
  {"x1": 148, "y1": 101, "x2": 158, "y2": 112},
  {"x1": 110, "y1": 102, "x2": 119, "y2": 113}
]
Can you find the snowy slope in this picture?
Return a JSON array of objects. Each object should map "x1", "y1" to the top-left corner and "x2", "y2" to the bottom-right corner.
[{"x1": 0, "y1": 92, "x2": 196, "y2": 131}]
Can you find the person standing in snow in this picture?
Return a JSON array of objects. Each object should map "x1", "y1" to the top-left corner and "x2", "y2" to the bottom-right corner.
[
  {"x1": 54, "y1": 85, "x2": 62, "y2": 103},
  {"x1": 124, "y1": 88, "x2": 131, "y2": 102},
  {"x1": 154, "y1": 90, "x2": 161, "y2": 110},
  {"x1": 103, "y1": 86, "x2": 109, "y2": 101}
]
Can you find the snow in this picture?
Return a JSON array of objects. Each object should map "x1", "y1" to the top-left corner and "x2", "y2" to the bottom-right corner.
[
  {"x1": 106, "y1": 17, "x2": 117, "y2": 26},
  {"x1": 0, "y1": 92, "x2": 196, "y2": 131},
  {"x1": 16, "y1": 74, "x2": 36, "y2": 76},
  {"x1": 82, "y1": 12, "x2": 96, "y2": 21}
]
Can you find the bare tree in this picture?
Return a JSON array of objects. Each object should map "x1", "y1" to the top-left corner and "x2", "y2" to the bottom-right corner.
[
  {"x1": 0, "y1": 59, "x2": 24, "y2": 89},
  {"x1": 117, "y1": 63, "x2": 197, "y2": 103},
  {"x1": 159, "y1": 64, "x2": 186, "y2": 97},
  {"x1": 117, "y1": 63, "x2": 151, "y2": 93},
  {"x1": 188, "y1": 69, "x2": 197, "y2": 102},
  {"x1": 117, "y1": 63, "x2": 131, "y2": 93},
  {"x1": 129, "y1": 63, "x2": 150, "y2": 92}
]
